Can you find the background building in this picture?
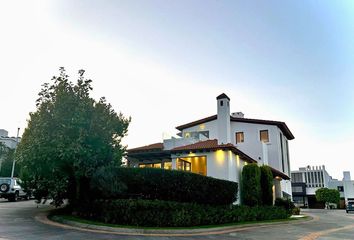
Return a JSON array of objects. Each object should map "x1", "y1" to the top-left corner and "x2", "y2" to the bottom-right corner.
[
  {"x1": 291, "y1": 166, "x2": 354, "y2": 208},
  {"x1": 291, "y1": 165, "x2": 331, "y2": 208},
  {"x1": 0, "y1": 129, "x2": 20, "y2": 149},
  {"x1": 328, "y1": 172, "x2": 354, "y2": 208}
]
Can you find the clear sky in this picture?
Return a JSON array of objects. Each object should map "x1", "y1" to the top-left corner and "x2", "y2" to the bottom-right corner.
[{"x1": 1, "y1": 1, "x2": 354, "y2": 179}]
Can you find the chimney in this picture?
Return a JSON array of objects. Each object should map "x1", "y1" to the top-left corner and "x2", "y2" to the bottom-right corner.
[
  {"x1": 216, "y1": 93, "x2": 231, "y2": 144},
  {"x1": 343, "y1": 171, "x2": 351, "y2": 181},
  {"x1": 232, "y1": 112, "x2": 244, "y2": 118}
]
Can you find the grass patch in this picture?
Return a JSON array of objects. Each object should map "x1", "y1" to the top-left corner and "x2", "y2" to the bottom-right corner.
[{"x1": 49, "y1": 213, "x2": 300, "y2": 230}]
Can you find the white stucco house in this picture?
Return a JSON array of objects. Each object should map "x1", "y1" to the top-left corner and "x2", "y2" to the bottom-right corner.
[{"x1": 127, "y1": 93, "x2": 295, "y2": 203}]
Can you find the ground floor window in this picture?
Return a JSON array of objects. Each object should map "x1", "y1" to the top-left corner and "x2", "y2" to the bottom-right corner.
[
  {"x1": 138, "y1": 161, "x2": 172, "y2": 170},
  {"x1": 176, "y1": 156, "x2": 207, "y2": 176},
  {"x1": 164, "y1": 161, "x2": 172, "y2": 170},
  {"x1": 139, "y1": 163, "x2": 162, "y2": 168},
  {"x1": 177, "y1": 159, "x2": 191, "y2": 171}
]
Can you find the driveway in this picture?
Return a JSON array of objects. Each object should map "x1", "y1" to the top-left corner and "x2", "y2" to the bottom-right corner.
[{"x1": 0, "y1": 200, "x2": 354, "y2": 239}]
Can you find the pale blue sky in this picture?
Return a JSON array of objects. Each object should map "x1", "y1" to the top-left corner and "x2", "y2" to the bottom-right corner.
[
  {"x1": 55, "y1": 0, "x2": 354, "y2": 128},
  {"x1": 1, "y1": 1, "x2": 354, "y2": 178}
]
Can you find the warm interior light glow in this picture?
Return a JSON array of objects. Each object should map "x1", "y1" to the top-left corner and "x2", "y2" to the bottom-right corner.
[
  {"x1": 199, "y1": 124, "x2": 205, "y2": 130},
  {"x1": 164, "y1": 162, "x2": 172, "y2": 170},
  {"x1": 236, "y1": 155, "x2": 240, "y2": 166},
  {"x1": 188, "y1": 152, "x2": 196, "y2": 157},
  {"x1": 215, "y1": 150, "x2": 225, "y2": 165},
  {"x1": 176, "y1": 156, "x2": 207, "y2": 175}
]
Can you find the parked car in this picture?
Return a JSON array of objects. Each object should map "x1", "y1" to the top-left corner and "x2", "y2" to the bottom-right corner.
[
  {"x1": 0, "y1": 178, "x2": 29, "y2": 202},
  {"x1": 346, "y1": 200, "x2": 354, "y2": 213}
]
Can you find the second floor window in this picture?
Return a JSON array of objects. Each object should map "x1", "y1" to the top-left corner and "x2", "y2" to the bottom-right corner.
[
  {"x1": 260, "y1": 130, "x2": 269, "y2": 143},
  {"x1": 235, "y1": 132, "x2": 244, "y2": 144}
]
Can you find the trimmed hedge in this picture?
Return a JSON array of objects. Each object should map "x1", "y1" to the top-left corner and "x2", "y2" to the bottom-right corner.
[
  {"x1": 91, "y1": 166, "x2": 238, "y2": 205},
  {"x1": 260, "y1": 165, "x2": 274, "y2": 206},
  {"x1": 241, "y1": 163, "x2": 261, "y2": 206},
  {"x1": 76, "y1": 199, "x2": 290, "y2": 227}
]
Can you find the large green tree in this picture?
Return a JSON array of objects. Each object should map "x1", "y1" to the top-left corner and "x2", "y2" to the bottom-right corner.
[
  {"x1": 16, "y1": 68, "x2": 130, "y2": 206},
  {"x1": 315, "y1": 188, "x2": 340, "y2": 209}
]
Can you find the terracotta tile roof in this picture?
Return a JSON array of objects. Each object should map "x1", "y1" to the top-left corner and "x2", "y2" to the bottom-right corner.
[
  {"x1": 171, "y1": 139, "x2": 231, "y2": 151},
  {"x1": 176, "y1": 115, "x2": 217, "y2": 131},
  {"x1": 175, "y1": 115, "x2": 294, "y2": 140},
  {"x1": 171, "y1": 139, "x2": 256, "y2": 164},
  {"x1": 128, "y1": 143, "x2": 163, "y2": 153},
  {"x1": 230, "y1": 116, "x2": 294, "y2": 140}
]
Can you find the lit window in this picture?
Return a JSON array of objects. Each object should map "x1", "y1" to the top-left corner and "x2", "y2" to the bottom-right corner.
[
  {"x1": 184, "y1": 132, "x2": 191, "y2": 138},
  {"x1": 235, "y1": 132, "x2": 244, "y2": 144},
  {"x1": 139, "y1": 163, "x2": 161, "y2": 168},
  {"x1": 260, "y1": 130, "x2": 269, "y2": 143},
  {"x1": 177, "y1": 160, "x2": 191, "y2": 172},
  {"x1": 164, "y1": 162, "x2": 172, "y2": 170}
]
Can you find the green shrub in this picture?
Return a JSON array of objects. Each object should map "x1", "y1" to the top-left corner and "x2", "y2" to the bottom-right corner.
[
  {"x1": 260, "y1": 165, "x2": 273, "y2": 206},
  {"x1": 292, "y1": 207, "x2": 300, "y2": 215},
  {"x1": 241, "y1": 163, "x2": 261, "y2": 206},
  {"x1": 91, "y1": 166, "x2": 238, "y2": 205},
  {"x1": 274, "y1": 198, "x2": 295, "y2": 215},
  {"x1": 76, "y1": 199, "x2": 289, "y2": 227}
]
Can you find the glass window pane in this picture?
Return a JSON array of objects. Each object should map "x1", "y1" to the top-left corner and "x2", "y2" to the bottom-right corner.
[
  {"x1": 164, "y1": 162, "x2": 172, "y2": 170},
  {"x1": 236, "y1": 132, "x2": 244, "y2": 144},
  {"x1": 260, "y1": 130, "x2": 269, "y2": 143}
]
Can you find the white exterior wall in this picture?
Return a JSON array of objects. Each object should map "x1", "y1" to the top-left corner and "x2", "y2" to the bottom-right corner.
[
  {"x1": 182, "y1": 121, "x2": 290, "y2": 175},
  {"x1": 328, "y1": 179, "x2": 354, "y2": 201},
  {"x1": 172, "y1": 150, "x2": 246, "y2": 204},
  {"x1": 0, "y1": 138, "x2": 19, "y2": 149},
  {"x1": 343, "y1": 181, "x2": 354, "y2": 201},
  {"x1": 181, "y1": 119, "x2": 293, "y2": 197}
]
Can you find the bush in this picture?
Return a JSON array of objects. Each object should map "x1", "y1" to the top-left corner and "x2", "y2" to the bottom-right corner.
[
  {"x1": 241, "y1": 163, "x2": 261, "y2": 206},
  {"x1": 260, "y1": 165, "x2": 273, "y2": 206},
  {"x1": 292, "y1": 207, "x2": 300, "y2": 215},
  {"x1": 76, "y1": 199, "x2": 290, "y2": 227},
  {"x1": 275, "y1": 198, "x2": 295, "y2": 215},
  {"x1": 90, "y1": 166, "x2": 238, "y2": 205}
]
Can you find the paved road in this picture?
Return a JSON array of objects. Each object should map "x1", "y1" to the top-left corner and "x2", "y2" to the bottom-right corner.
[{"x1": 1, "y1": 200, "x2": 354, "y2": 240}]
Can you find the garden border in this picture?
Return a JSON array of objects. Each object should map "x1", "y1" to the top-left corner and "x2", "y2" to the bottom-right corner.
[{"x1": 35, "y1": 210, "x2": 314, "y2": 237}]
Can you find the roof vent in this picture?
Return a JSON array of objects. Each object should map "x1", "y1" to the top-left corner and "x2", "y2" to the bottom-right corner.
[{"x1": 232, "y1": 112, "x2": 244, "y2": 118}]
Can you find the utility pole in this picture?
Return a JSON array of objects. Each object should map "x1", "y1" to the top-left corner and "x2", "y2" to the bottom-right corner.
[{"x1": 10, "y1": 128, "x2": 20, "y2": 179}]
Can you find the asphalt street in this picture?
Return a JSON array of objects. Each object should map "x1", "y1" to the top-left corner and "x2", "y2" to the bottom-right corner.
[{"x1": 0, "y1": 200, "x2": 354, "y2": 240}]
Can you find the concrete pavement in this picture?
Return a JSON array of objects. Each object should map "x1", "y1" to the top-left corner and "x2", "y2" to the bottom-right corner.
[{"x1": 1, "y1": 200, "x2": 354, "y2": 239}]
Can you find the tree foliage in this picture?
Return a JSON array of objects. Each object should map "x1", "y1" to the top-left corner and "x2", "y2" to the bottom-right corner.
[
  {"x1": 315, "y1": 188, "x2": 340, "y2": 208},
  {"x1": 0, "y1": 144, "x2": 18, "y2": 177},
  {"x1": 16, "y1": 67, "x2": 130, "y2": 206},
  {"x1": 241, "y1": 163, "x2": 261, "y2": 206},
  {"x1": 260, "y1": 165, "x2": 273, "y2": 206}
]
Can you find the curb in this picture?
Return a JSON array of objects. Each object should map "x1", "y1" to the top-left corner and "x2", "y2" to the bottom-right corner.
[{"x1": 36, "y1": 211, "x2": 313, "y2": 237}]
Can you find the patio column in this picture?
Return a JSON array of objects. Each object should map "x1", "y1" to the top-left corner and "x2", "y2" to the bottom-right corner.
[{"x1": 274, "y1": 178, "x2": 282, "y2": 200}]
